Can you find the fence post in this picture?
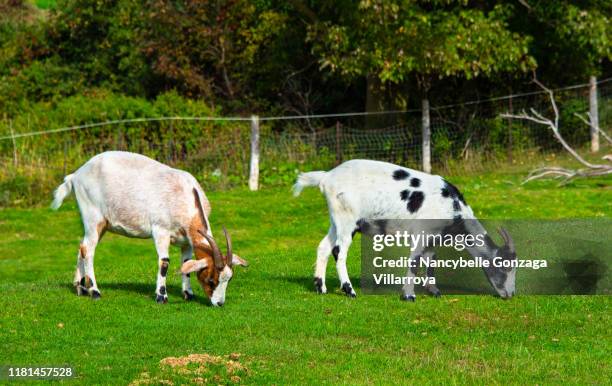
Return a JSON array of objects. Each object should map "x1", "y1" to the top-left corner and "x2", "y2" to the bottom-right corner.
[
  {"x1": 335, "y1": 121, "x2": 342, "y2": 165},
  {"x1": 248, "y1": 115, "x2": 260, "y2": 191},
  {"x1": 421, "y1": 98, "x2": 431, "y2": 173},
  {"x1": 589, "y1": 76, "x2": 599, "y2": 153},
  {"x1": 9, "y1": 119, "x2": 18, "y2": 167}
]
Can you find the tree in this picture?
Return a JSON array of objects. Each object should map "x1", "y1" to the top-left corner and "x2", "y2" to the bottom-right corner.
[
  {"x1": 143, "y1": 0, "x2": 288, "y2": 107},
  {"x1": 307, "y1": 0, "x2": 535, "y2": 171},
  {"x1": 514, "y1": 0, "x2": 611, "y2": 84}
]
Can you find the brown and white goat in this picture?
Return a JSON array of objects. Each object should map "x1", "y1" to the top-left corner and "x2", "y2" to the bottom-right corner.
[{"x1": 51, "y1": 151, "x2": 248, "y2": 306}]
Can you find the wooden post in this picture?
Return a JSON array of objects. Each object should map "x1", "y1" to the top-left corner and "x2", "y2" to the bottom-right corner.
[
  {"x1": 9, "y1": 119, "x2": 17, "y2": 167},
  {"x1": 421, "y1": 98, "x2": 431, "y2": 173},
  {"x1": 248, "y1": 115, "x2": 260, "y2": 191},
  {"x1": 589, "y1": 76, "x2": 599, "y2": 153},
  {"x1": 335, "y1": 121, "x2": 342, "y2": 165}
]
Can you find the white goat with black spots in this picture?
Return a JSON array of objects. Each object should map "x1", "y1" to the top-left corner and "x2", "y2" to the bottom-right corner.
[
  {"x1": 293, "y1": 159, "x2": 516, "y2": 300},
  {"x1": 51, "y1": 151, "x2": 248, "y2": 306}
]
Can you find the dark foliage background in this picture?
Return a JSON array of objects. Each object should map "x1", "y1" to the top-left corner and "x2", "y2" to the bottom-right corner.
[{"x1": 0, "y1": 0, "x2": 610, "y2": 205}]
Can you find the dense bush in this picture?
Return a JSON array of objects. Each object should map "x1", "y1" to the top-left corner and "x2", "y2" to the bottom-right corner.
[{"x1": 0, "y1": 90, "x2": 336, "y2": 206}]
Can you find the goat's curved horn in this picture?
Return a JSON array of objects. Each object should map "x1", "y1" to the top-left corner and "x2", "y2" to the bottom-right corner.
[
  {"x1": 198, "y1": 230, "x2": 225, "y2": 270},
  {"x1": 222, "y1": 226, "x2": 233, "y2": 267},
  {"x1": 498, "y1": 227, "x2": 515, "y2": 254}
]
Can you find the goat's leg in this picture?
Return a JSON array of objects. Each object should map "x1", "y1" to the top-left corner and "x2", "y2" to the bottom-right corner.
[
  {"x1": 74, "y1": 198, "x2": 106, "y2": 298},
  {"x1": 334, "y1": 226, "x2": 356, "y2": 298},
  {"x1": 74, "y1": 247, "x2": 87, "y2": 296},
  {"x1": 314, "y1": 224, "x2": 336, "y2": 294},
  {"x1": 423, "y1": 250, "x2": 441, "y2": 297},
  {"x1": 81, "y1": 233, "x2": 101, "y2": 299},
  {"x1": 180, "y1": 245, "x2": 194, "y2": 301},
  {"x1": 153, "y1": 229, "x2": 171, "y2": 304},
  {"x1": 400, "y1": 248, "x2": 423, "y2": 302}
]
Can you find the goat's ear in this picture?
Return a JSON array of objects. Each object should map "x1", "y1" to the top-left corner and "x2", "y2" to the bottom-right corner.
[
  {"x1": 231, "y1": 254, "x2": 249, "y2": 267},
  {"x1": 181, "y1": 259, "x2": 208, "y2": 274}
]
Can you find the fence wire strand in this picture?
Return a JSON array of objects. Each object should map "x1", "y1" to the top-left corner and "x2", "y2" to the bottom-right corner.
[{"x1": 0, "y1": 80, "x2": 610, "y2": 206}]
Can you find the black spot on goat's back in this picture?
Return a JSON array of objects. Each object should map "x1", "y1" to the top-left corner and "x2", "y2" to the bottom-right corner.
[
  {"x1": 407, "y1": 191, "x2": 425, "y2": 213},
  {"x1": 400, "y1": 189, "x2": 410, "y2": 201},
  {"x1": 410, "y1": 178, "x2": 421, "y2": 188},
  {"x1": 441, "y1": 179, "x2": 466, "y2": 205},
  {"x1": 393, "y1": 169, "x2": 410, "y2": 180}
]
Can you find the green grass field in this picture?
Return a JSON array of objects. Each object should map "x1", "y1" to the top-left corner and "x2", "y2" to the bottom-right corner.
[{"x1": 1, "y1": 173, "x2": 611, "y2": 384}]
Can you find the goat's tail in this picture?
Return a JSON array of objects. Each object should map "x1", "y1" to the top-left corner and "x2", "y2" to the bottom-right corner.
[
  {"x1": 293, "y1": 171, "x2": 327, "y2": 197},
  {"x1": 51, "y1": 174, "x2": 74, "y2": 210}
]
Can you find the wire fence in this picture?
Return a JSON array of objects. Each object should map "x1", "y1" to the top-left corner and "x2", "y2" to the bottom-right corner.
[
  {"x1": 0, "y1": 79, "x2": 610, "y2": 206},
  {"x1": 258, "y1": 79, "x2": 611, "y2": 173}
]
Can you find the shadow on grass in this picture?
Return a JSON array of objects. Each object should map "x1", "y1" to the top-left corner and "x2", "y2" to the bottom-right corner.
[
  {"x1": 270, "y1": 274, "x2": 361, "y2": 293},
  {"x1": 271, "y1": 275, "x2": 500, "y2": 298},
  {"x1": 60, "y1": 282, "x2": 213, "y2": 306}
]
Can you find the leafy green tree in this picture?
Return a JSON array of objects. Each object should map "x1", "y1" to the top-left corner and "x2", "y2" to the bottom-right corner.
[
  {"x1": 42, "y1": 0, "x2": 152, "y2": 95},
  {"x1": 308, "y1": 0, "x2": 535, "y2": 105},
  {"x1": 305, "y1": 0, "x2": 536, "y2": 170},
  {"x1": 143, "y1": 0, "x2": 288, "y2": 107},
  {"x1": 512, "y1": 0, "x2": 611, "y2": 84}
]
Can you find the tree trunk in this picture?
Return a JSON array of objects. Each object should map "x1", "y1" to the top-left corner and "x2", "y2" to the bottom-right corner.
[{"x1": 365, "y1": 74, "x2": 384, "y2": 129}]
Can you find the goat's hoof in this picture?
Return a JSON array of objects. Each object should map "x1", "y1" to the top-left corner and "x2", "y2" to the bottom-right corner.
[
  {"x1": 341, "y1": 283, "x2": 357, "y2": 298},
  {"x1": 75, "y1": 277, "x2": 89, "y2": 296},
  {"x1": 432, "y1": 291, "x2": 441, "y2": 298},
  {"x1": 183, "y1": 291, "x2": 194, "y2": 301},
  {"x1": 156, "y1": 294, "x2": 168, "y2": 304},
  {"x1": 314, "y1": 277, "x2": 327, "y2": 294},
  {"x1": 76, "y1": 285, "x2": 89, "y2": 296},
  {"x1": 90, "y1": 290, "x2": 101, "y2": 300},
  {"x1": 400, "y1": 294, "x2": 416, "y2": 302}
]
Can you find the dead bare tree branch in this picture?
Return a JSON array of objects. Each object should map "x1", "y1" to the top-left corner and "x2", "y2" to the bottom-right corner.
[
  {"x1": 574, "y1": 112, "x2": 612, "y2": 145},
  {"x1": 500, "y1": 77, "x2": 612, "y2": 185}
]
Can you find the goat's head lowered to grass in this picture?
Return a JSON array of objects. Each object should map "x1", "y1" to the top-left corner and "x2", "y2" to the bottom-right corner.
[
  {"x1": 483, "y1": 227, "x2": 517, "y2": 299},
  {"x1": 181, "y1": 228, "x2": 248, "y2": 306},
  {"x1": 180, "y1": 188, "x2": 248, "y2": 306}
]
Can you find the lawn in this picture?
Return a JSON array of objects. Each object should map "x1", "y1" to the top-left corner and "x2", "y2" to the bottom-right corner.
[{"x1": 0, "y1": 172, "x2": 610, "y2": 384}]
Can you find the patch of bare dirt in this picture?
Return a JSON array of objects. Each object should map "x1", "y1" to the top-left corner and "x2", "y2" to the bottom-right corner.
[{"x1": 130, "y1": 353, "x2": 248, "y2": 385}]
